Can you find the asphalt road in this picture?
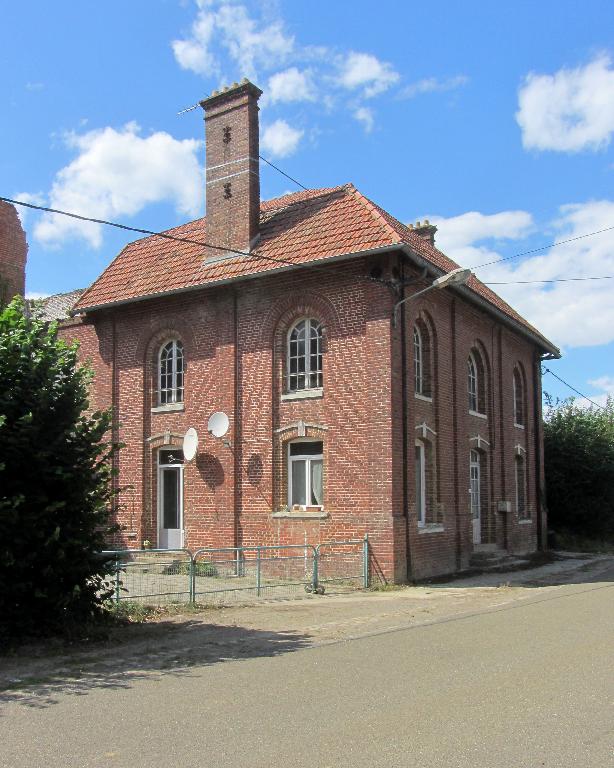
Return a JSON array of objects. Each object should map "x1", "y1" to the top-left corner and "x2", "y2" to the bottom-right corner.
[{"x1": 2, "y1": 578, "x2": 613, "y2": 768}]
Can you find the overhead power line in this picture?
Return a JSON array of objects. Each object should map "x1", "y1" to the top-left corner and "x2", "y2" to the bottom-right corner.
[
  {"x1": 471, "y1": 223, "x2": 614, "y2": 271},
  {"x1": 542, "y1": 367, "x2": 606, "y2": 410},
  {"x1": 0, "y1": 196, "x2": 380, "y2": 286},
  {"x1": 259, "y1": 155, "x2": 309, "y2": 191},
  {"x1": 485, "y1": 275, "x2": 614, "y2": 285}
]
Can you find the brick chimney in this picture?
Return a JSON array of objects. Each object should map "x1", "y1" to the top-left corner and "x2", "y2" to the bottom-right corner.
[
  {"x1": 408, "y1": 219, "x2": 437, "y2": 247},
  {"x1": 0, "y1": 201, "x2": 28, "y2": 307},
  {"x1": 200, "y1": 79, "x2": 262, "y2": 257}
]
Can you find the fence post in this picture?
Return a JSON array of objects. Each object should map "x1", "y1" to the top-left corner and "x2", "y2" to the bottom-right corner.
[
  {"x1": 256, "y1": 547, "x2": 261, "y2": 597},
  {"x1": 363, "y1": 535, "x2": 369, "y2": 588},
  {"x1": 312, "y1": 545, "x2": 319, "y2": 593},
  {"x1": 115, "y1": 555, "x2": 121, "y2": 604},
  {"x1": 189, "y1": 553, "x2": 195, "y2": 604}
]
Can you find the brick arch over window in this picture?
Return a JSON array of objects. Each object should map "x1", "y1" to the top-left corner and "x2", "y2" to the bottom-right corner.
[
  {"x1": 413, "y1": 310, "x2": 437, "y2": 398},
  {"x1": 467, "y1": 342, "x2": 491, "y2": 415},
  {"x1": 261, "y1": 290, "x2": 341, "y2": 352},
  {"x1": 513, "y1": 362, "x2": 527, "y2": 426},
  {"x1": 137, "y1": 318, "x2": 197, "y2": 408}
]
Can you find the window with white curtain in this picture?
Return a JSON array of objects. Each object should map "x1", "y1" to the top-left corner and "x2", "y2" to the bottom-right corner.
[
  {"x1": 287, "y1": 319, "x2": 322, "y2": 392},
  {"x1": 288, "y1": 440, "x2": 323, "y2": 508},
  {"x1": 158, "y1": 339, "x2": 184, "y2": 405}
]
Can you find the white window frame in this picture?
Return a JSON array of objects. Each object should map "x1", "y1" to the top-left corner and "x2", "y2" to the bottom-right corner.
[
  {"x1": 470, "y1": 449, "x2": 481, "y2": 519},
  {"x1": 158, "y1": 339, "x2": 184, "y2": 406},
  {"x1": 468, "y1": 353, "x2": 478, "y2": 413},
  {"x1": 515, "y1": 454, "x2": 528, "y2": 519},
  {"x1": 414, "y1": 326, "x2": 423, "y2": 396},
  {"x1": 513, "y1": 368, "x2": 524, "y2": 427},
  {"x1": 287, "y1": 439, "x2": 324, "y2": 509},
  {"x1": 287, "y1": 318, "x2": 323, "y2": 393},
  {"x1": 415, "y1": 440, "x2": 426, "y2": 526}
]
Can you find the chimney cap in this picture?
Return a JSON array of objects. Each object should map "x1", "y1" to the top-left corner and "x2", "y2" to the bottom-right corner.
[{"x1": 200, "y1": 79, "x2": 262, "y2": 110}]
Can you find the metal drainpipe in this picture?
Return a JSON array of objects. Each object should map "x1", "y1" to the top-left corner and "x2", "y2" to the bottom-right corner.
[
  {"x1": 399, "y1": 254, "x2": 413, "y2": 582},
  {"x1": 233, "y1": 289, "x2": 241, "y2": 551},
  {"x1": 533, "y1": 353, "x2": 545, "y2": 550}
]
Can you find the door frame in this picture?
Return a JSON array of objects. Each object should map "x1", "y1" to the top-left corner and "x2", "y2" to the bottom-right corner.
[{"x1": 157, "y1": 449, "x2": 184, "y2": 549}]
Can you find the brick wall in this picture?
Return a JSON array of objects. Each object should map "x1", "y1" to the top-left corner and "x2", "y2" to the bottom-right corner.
[
  {"x1": 0, "y1": 201, "x2": 27, "y2": 305},
  {"x1": 59, "y1": 248, "x2": 546, "y2": 582}
]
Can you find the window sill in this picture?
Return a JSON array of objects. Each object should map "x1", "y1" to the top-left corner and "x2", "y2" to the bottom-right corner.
[
  {"x1": 151, "y1": 403, "x2": 185, "y2": 413},
  {"x1": 514, "y1": 423, "x2": 525, "y2": 430},
  {"x1": 469, "y1": 410, "x2": 487, "y2": 419},
  {"x1": 518, "y1": 518, "x2": 532, "y2": 525},
  {"x1": 282, "y1": 388, "x2": 323, "y2": 402},
  {"x1": 418, "y1": 523, "x2": 445, "y2": 534},
  {"x1": 414, "y1": 393, "x2": 433, "y2": 403},
  {"x1": 272, "y1": 508, "x2": 329, "y2": 520}
]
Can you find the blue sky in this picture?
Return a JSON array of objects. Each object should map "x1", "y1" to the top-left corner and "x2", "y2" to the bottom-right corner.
[{"x1": 2, "y1": 0, "x2": 614, "y2": 405}]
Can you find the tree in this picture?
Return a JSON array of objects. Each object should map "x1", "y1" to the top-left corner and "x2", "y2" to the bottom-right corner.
[
  {"x1": 544, "y1": 395, "x2": 614, "y2": 539},
  {"x1": 0, "y1": 297, "x2": 118, "y2": 641}
]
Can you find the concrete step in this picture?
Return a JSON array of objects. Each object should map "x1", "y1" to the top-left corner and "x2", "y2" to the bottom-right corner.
[{"x1": 470, "y1": 549, "x2": 508, "y2": 565}]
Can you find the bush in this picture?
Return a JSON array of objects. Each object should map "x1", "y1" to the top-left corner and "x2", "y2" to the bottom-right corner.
[
  {"x1": 0, "y1": 298, "x2": 118, "y2": 642},
  {"x1": 544, "y1": 395, "x2": 614, "y2": 540}
]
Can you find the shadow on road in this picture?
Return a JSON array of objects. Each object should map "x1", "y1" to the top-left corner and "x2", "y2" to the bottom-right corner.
[{"x1": 0, "y1": 621, "x2": 312, "y2": 711}]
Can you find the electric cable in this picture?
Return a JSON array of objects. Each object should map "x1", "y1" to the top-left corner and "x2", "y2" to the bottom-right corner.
[{"x1": 542, "y1": 367, "x2": 606, "y2": 410}]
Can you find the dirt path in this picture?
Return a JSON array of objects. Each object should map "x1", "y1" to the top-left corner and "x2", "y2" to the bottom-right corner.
[{"x1": 2, "y1": 552, "x2": 612, "y2": 706}]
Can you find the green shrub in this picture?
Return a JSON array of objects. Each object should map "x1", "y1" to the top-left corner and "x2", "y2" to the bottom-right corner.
[
  {"x1": 0, "y1": 298, "x2": 119, "y2": 642},
  {"x1": 544, "y1": 395, "x2": 614, "y2": 539}
]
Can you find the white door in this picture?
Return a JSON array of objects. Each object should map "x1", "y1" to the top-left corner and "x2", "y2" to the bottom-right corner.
[
  {"x1": 470, "y1": 450, "x2": 481, "y2": 544},
  {"x1": 158, "y1": 449, "x2": 184, "y2": 549}
]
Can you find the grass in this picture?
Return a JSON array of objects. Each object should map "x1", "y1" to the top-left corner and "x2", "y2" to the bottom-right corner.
[{"x1": 550, "y1": 529, "x2": 614, "y2": 554}]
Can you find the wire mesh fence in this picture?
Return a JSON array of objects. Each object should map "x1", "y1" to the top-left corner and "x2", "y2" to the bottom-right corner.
[{"x1": 103, "y1": 537, "x2": 369, "y2": 606}]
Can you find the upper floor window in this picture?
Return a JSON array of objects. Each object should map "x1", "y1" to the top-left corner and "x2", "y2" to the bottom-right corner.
[
  {"x1": 159, "y1": 339, "x2": 184, "y2": 405},
  {"x1": 467, "y1": 350, "x2": 486, "y2": 415},
  {"x1": 513, "y1": 367, "x2": 525, "y2": 426},
  {"x1": 288, "y1": 318, "x2": 322, "y2": 392},
  {"x1": 414, "y1": 321, "x2": 432, "y2": 397}
]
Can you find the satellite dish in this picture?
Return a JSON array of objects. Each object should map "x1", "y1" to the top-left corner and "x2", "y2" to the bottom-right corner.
[
  {"x1": 182, "y1": 427, "x2": 199, "y2": 461},
  {"x1": 208, "y1": 411, "x2": 229, "y2": 439}
]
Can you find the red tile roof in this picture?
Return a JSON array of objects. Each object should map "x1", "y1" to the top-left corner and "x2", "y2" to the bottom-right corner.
[{"x1": 73, "y1": 183, "x2": 557, "y2": 352}]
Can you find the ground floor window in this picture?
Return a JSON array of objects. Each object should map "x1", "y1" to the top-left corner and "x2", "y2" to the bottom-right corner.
[
  {"x1": 288, "y1": 440, "x2": 323, "y2": 508},
  {"x1": 515, "y1": 454, "x2": 528, "y2": 519},
  {"x1": 415, "y1": 441, "x2": 426, "y2": 525}
]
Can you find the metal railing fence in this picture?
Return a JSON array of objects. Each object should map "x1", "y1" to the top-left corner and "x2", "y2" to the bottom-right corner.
[{"x1": 104, "y1": 536, "x2": 369, "y2": 605}]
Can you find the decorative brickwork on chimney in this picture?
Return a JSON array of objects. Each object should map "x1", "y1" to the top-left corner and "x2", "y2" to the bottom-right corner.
[
  {"x1": 409, "y1": 219, "x2": 437, "y2": 246},
  {"x1": 0, "y1": 201, "x2": 28, "y2": 306},
  {"x1": 200, "y1": 80, "x2": 262, "y2": 257}
]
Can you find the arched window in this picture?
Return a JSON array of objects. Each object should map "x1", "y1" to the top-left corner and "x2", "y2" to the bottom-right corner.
[
  {"x1": 413, "y1": 321, "x2": 433, "y2": 397},
  {"x1": 513, "y1": 367, "x2": 524, "y2": 426},
  {"x1": 288, "y1": 318, "x2": 322, "y2": 392},
  {"x1": 467, "y1": 350, "x2": 486, "y2": 414},
  {"x1": 158, "y1": 339, "x2": 184, "y2": 405}
]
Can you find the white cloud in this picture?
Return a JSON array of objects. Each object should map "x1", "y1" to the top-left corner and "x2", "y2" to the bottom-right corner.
[
  {"x1": 266, "y1": 68, "x2": 316, "y2": 103},
  {"x1": 401, "y1": 74, "x2": 468, "y2": 99},
  {"x1": 432, "y1": 200, "x2": 614, "y2": 348},
  {"x1": 516, "y1": 54, "x2": 614, "y2": 152},
  {"x1": 25, "y1": 291, "x2": 50, "y2": 300},
  {"x1": 353, "y1": 106, "x2": 374, "y2": 133},
  {"x1": 172, "y1": 1, "x2": 294, "y2": 80},
  {"x1": 261, "y1": 119, "x2": 303, "y2": 158},
  {"x1": 33, "y1": 123, "x2": 203, "y2": 248},
  {"x1": 337, "y1": 52, "x2": 399, "y2": 98}
]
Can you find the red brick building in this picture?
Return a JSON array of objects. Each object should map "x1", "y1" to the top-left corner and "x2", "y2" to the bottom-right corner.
[
  {"x1": 0, "y1": 201, "x2": 28, "y2": 306},
  {"x1": 41, "y1": 80, "x2": 558, "y2": 581}
]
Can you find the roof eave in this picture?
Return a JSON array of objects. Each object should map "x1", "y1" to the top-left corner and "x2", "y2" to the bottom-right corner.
[
  {"x1": 71, "y1": 243, "x2": 402, "y2": 315},
  {"x1": 399, "y1": 244, "x2": 561, "y2": 358}
]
